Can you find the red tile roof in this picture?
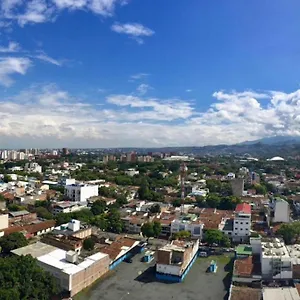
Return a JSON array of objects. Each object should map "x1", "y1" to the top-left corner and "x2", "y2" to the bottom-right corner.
[{"x1": 235, "y1": 203, "x2": 251, "y2": 214}]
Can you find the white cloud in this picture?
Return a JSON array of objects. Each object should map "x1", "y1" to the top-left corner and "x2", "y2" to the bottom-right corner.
[
  {"x1": 136, "y1": 83, "x2": 151, "y2": 95},
  {"x1": 130, "y1": 73, "x2": 149, "y2": 81},
  {"x1": 0, "y1": 57, "x2": 32, "y2": 87},
  {"x1": 186, "y1": 89, "x2": 192, "y2": 93},
  {"x1": 1, "y1": 0, "x2": 128, "y2": 26},
  {"x1": 111, "y1": 22, "x2": 154, "y2": 44},
  {"x1": 34, "y1": 52, "x2": 62, "y2": 66},
  {"x1": 3, "y1": 86, "x2": 300, "y2": 147},
  {"x1": 0, "y1": 41, "x2": 20, "y2": 53}
]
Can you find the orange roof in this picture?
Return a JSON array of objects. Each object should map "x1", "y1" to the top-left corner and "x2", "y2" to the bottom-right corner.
[
  {"x1": 101, "y1": 237, "x2": 137, "y2": 260},
  {"x1": 235, "y1": 203, "x2": 251, "y2": 214},
  {"x1": 4, "y1": 220, "x2": 55, "y2": 236}
]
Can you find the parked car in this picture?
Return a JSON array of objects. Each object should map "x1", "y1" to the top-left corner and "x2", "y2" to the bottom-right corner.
[{"x1": 199, "y1": 251, "x2": 208, "y2": 257}]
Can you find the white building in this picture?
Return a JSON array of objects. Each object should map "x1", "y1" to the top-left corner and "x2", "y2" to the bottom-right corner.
[
  {"x1": 12, "y1": 242, "x2": 110, "y2": 297},
  {"x1": 125, "y1": 169, "x2": 139, "y2": 177},
  {"x1": 232, "y1": 203, "x2": 251, "y2": 242},
  {"x1": 171, "y1": 214, "x2": 203, "y2": 239},
  {"x1": 250, "y1": 237, "x2": 293, "y2": 280},
  {"x1": 272, "y1": 198, "x2": 290, "y2": 223},
  {"x1": 60, "y1": 178, "x2": 76, "y2": 186},
  {"x1": 227, "y1": 173, "x2": 236, "y2": 180},
  {"x1": 0, "y1": 214, "x2": 8, "y2": 237},
  {"x1": 25, "y1": 162, "x2": 42, "y2": 173},
  {"x1": 64, "y1": 184, "x2": 98, "y2": 202},
  {"x1": 156, "y1": 239, "x2": 199, "y2": 278},
  {"x1": 52, "y1": 202, "x2": 88, "y2": 215}
]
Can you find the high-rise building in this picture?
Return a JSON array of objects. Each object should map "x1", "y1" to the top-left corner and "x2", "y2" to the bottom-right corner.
[{"x1": 62, "y1": 148, "x2": 69, "y2": 155}]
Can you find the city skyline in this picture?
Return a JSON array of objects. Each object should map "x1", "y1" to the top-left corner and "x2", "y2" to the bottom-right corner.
[{"x1": 1, "y1": 1, "x2": 300, "y2": 148}]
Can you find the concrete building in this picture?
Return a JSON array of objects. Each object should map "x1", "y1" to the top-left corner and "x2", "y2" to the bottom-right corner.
[
  {"x1": 59, "y1": 177, "x2": 76, "y2": 186},
  {"x1": 171, "y1": 214, "x2": 203, "y2": 239},
  {"x1": 230, "y1": 178, "x2": 245, "y2": 197},
  {"x1": 0, "y1": 214, "x2": 8, "y2": 237},
  {"x1": 263, "y1": 287, "x2": 300, "y2": 300},
  {"x1": 156, "y1": 239, "x2": 199, "y2": 282},
  {"x1": 24, "y1": 162, "x2": 42, "y2": 173},
  {"x1": 52, "y1": 201, "x2": 88, "y2": 215},
  {"x1": 232, "y1": 203, "x2": 251, "y2": 242},
  {"x1": 52, "y1": 220, "x2": 92, "y2": 240},
  {"x1": 125, "y1": 168, "x2": 139, "y2": 177},
  {"x1": 272, "y1": 198, "x2": 290, "y2": 223},
  {"x1": 64, "y1": 184, "x2": 98, "y2": 202},
  {"x1": 12, "y1": 242, "x2": 110, "y2": 297}
]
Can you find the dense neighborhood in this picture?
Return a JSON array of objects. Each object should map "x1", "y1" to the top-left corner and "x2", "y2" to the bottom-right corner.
[{"x1": 1, "y1": 148, "x2": 300, "y2": 299}]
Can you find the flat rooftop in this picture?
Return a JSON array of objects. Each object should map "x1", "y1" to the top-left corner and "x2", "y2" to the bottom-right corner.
[
  {"x1": 38, "y1": 249, "x2": 108, "y2": 275},
  {"x1": 261, "y1": 238, "x2": 290, "y2": 258},
  {"x1": 11, "y1": 241, "x2": 58, "y2": 258},
  {"x1": 263, "y1": 287, "x2": 300, "y2": 300}
]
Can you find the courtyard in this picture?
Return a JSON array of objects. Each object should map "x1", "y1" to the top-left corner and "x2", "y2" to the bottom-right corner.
[{"x1": 75, "y1": 252, "x2": 233, "y2": 300}]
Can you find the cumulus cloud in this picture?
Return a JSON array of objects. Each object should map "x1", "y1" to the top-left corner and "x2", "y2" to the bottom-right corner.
[
  {"x1": 0, "y1": 57, "x2": 32, "y2": 86},
  {"x1": 111, "y1": 22, "x2": 154, "y2": 44},
  {"x1": 2, "y1": 86, "x2": 300, "y2": 147},
  {"x1": 0, "y1": 0, "x2": 127, "y2": 26}
]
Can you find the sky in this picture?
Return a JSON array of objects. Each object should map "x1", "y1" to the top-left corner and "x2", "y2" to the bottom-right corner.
[{"x1": 1, "y1": 0, "x2": 300, "y2": 148}]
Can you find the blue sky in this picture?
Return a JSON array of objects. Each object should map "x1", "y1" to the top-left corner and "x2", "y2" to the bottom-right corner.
[{"x1": 1, "y1": 0, "x2": 300, "y2": 148}]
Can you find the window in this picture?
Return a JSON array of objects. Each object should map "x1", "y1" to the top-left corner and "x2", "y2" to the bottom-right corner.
[
  {"x1": 240, "y1": 228, "x2": 243, "y2": 230},
  {"x1": 235, "y1": 233, "x2": 237, "y2": 235},
  {"x1": 246, "y1": 222, "x2": 249, "y2": 224},
  {"x1": 235, "y1": 228, "x2": 238, "y2": 230},
  {"x1": 240, "y1": 222, "x2": 243, "y2": 224},
  {"x1": 228, "y1": 232, "x2": 232, "y2": 235}
]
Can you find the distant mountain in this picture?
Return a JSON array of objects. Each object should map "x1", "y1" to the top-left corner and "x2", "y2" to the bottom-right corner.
[{"x1": 240, "y1": 136, "x2": 300, "y2": 145}]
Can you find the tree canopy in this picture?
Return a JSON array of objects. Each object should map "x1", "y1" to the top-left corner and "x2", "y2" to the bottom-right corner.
[
  {"x1": 172, "y1": 230, "x2": 191, "y2": 240},
  {"x1": 83, "y1": 238, "x2": 95, "y2": 251},
  {"x1": 0, "y1": 255, "x2": 59, "y2": 300},
  {"x1": 141, "y1": 221, "x2": 162, "y2": 238},
  {"x1": 0, "y1": 232, "x2": 28, "y2": 254},
  {"x1": 204, "y1": 229, "x2": 231, "y2": 247}
]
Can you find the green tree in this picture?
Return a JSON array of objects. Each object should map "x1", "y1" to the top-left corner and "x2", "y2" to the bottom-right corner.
[
  {"x1": 83, "y1": 238, "x2": 95, "y2": 251},
  {"x1": 55, "y1": 212, "x2": 72, "y2": 226},
  {"x1": 204, "y1": 229, "x2": 224, "y2": 246},
  {"x1": 0, "y1": 255, "x2": 59, "y2": 300},
  {"x1": 7, "y1": 204, "x2": 25, "y2": 211},
  {"x1": 35, "y1": 207, "x2": 53, "y2": 220},
  {"x1": 172, "y1": 198, "x2": 182, "y2": 207},
  {"x1": 3, "y1": 175, "x2": 12, "y2": 183},
  {"x1": 152, "y1": 221, "x2": 162, "y2": 237},
  {"x1": 138, "y1": 178, "x2": 151, "y2": 200},
  {"x1": 91, "y1": 200, "x2": 106, "y2": 215},
  {"x1": 206, "y1": 193, "x2": 221, "y2": 208},
  {"x1": 222, "y1": 235, "x2": 231, "y2": 247},
  {"x1": 277, "y1": 222, "x2": 300, "y2": 244},
  {"x1": 116, "y1": 195, "x2": 128, "y2": 206},
  {"x1": 172, "y1": 230, "x2": 191, "y2": 240},
  {"x1": 107, "y1": 209, "x2": 123, "y2": 233},
  {"x1": 0, "y1": 232, "x2": 28, "y2": 254},
  {"x1": 254, "y1": 184, "x2": 267, "y2": 195},
  {"x1": 149, "y1": 204, "x2": 161, "y2": 214},
  {"x1": 91, "y1": 214, "x2": 108, "y2": 231},
  {"x1": 141, "y1": 222, "x2": 154, "y2": 238}
]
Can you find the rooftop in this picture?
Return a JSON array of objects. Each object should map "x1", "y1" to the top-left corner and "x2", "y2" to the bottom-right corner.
[
  {"x1": 159, "y1": 240, "x2": 197, "y2": 253},
  {"x1": 235, "y1": 203, "x2": 251, "y2": 214},
  {"x1": 11, "y1": 241, "x2": 57, "y2": 258},
  {"x1": 261, "y1": 238, "x2": 290, "y2": 258},
  {"x1": 263, "y1": 287, "x2": 300, "y2": 300},
  {"x1": 9, "y1": 210, "x2": 30, "y2": 217},
  {"x1": 235, "y1": 245, "x2": 253, "y2": 256},
  {"x1": 229, "y1": 286, "x2": 261, "y2": 300}
]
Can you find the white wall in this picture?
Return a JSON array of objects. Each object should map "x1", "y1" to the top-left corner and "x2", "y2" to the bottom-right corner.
[
  {"x1": 65, "y1": 185, "x2": 98, "y2": 202},
  {"x1": 0, "y1": 214, "x2": 8, "y2": 230},
  {"x1": 156, "y1": 264, "x2": 181, "y2": 276},
  {"x1": 274, "y1": 200, "x2": 289, "y2": 223}
]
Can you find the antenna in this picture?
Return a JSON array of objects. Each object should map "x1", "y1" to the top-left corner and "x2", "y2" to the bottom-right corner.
[{"x1": 180, "y1": 162, "x2": 188, "y2": 215}]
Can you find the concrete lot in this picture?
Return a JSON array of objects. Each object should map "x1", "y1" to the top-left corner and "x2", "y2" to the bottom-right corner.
[{"x1": 76, "y1": 253, "x2": 233, "y2": 300}]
